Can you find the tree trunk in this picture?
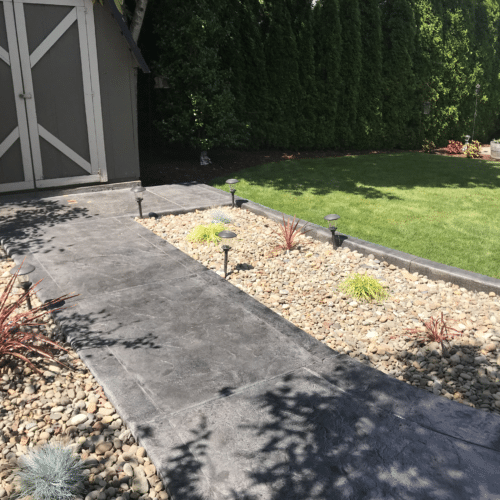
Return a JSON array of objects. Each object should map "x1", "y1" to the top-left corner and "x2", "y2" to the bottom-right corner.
[{"x1": 130, "y1": 0, "x2": 148, "y2": 43}]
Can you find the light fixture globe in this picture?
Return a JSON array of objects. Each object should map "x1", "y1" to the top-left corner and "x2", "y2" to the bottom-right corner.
[
  {"x1": 216, "y1": 230, "x2": 237, "y2": 278},
  {"x1": 324, "y1": 214, "x2": 340, "y2": 250},
  {"x1": 10, "y1": 263, "x2": 36, "y2": 309},
  {"x1": 131, "y1": 185, "x2": 146, "y2": 200},
  {"x1": 225, "y1": 179, "x2": 239, "y2": 209},
  {"x1": 217, "y1": 230, "x2": 237, "y2": 249},
  {"x1": 131, "y1": 186, "x2": 146, "y2": 218}
]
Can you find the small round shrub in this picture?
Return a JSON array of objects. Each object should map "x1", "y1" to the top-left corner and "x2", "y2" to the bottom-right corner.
[
  {"x1": 465, "y1": 140, "x2": 481, "y2": 158},
  {"x1": 186, "y1": 223, "x2": 226, "y2": 244},
  {"x1": 422, "y1": 139, "x2": 436, "y2": 153},
  {"x1": 11, "y1": 442, "x2": 87, "y2": 500},
  {"x1": 338, "y1": 273, "x2": 389, "y2": 303}
]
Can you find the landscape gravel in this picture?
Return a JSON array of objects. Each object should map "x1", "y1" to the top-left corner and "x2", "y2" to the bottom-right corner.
[
  {"x1": 139, "y1": 206, "x2": 500, "y2": 417},
  {"x1": 0, "y1": 251, "x2": 170, "y2": 500}
]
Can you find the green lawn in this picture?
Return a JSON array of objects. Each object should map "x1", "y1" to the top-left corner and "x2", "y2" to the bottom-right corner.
[{"x1": 209, "y1": 152, "x2": 500, "y2": 279}]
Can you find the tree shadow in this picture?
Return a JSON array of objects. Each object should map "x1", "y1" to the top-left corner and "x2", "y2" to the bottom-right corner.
[
  {"x1": 0, "y1": 197, "x2": 92, "y2": 257},
  {"x1": 211, "y1": 153, "x2": 500, "y2": 202}
]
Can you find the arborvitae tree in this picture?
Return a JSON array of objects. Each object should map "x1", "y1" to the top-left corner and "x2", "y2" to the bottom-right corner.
[
  {"x1": 336, "y1": 0, "x2": 362, "y2": 149},
  {"x1": 219, "y1": 0, "x2": 269, "y2": 148},
  {"x1": 313, "y1": 0, "x2": 341, "y2": 148},
  {"x1": 380, "y1": 0, "x2": 418, "y2": 148},
  {"x1": 355, "y1": 0, "x2": 383, "y2": 149},
  {"x1": 287, "y1": 0, "x2": 317, "y2": 149},
  {"x1": 151, "y1": 0, "x2": 246, "y2": 151},
  {"x1": 264, "y1": 1, "x2": 301, "y2": 147},
  {"x1": 438, "y1": 0, "x2": 478, "y2": 141},
  {"x1": 414, "y1": 0, "x2": 447, "y2": 146}
]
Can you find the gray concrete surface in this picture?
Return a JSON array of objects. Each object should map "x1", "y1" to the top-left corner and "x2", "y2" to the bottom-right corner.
[{"x1": 1, "y1": 183, "x2": 500, "y2": 499}]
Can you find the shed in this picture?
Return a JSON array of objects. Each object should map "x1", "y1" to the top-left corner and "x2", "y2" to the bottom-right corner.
[{"x1": 0, "y1": 0, "x2": 149, "y2": 193}]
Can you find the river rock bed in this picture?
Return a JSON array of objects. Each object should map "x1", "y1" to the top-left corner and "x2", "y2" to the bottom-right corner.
[
  {"x1": 0, "y1": 253, "x2": 170, "y2": 500},
  {"x1": 139, "y1": 206, "x2": 500, "y2": 417}
]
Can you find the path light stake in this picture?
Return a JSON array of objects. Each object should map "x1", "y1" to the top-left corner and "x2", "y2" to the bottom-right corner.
[
  {"x1": 217, "y1": 230, "x2": 237, "y2": 278},
  {"x1": 131, "y1": 186, "x2": 146, "y2": 218},
  {"x1": 226, "y1": 179, "x2": 239, "y2": 209},
  {"x1": 10, "y1": 263, "x2": 35, "y2": 310},
  {"x1": 324, "y1": 214, "x2": 340, "y2": 250}
]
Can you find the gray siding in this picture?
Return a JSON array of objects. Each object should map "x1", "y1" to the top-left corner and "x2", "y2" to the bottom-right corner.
[{"x1": 93, "y1": 3, "x2": 140, "y2": 183}]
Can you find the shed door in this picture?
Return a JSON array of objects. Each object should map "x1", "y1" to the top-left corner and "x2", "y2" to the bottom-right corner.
[{"x1": 0, "y1": 0, "x2": 107, "y2": 193}]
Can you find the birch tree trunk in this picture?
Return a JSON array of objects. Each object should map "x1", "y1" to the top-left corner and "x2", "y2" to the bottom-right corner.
[{"x1": 130, "y1": 0, "x2": 148, "y2": 43}]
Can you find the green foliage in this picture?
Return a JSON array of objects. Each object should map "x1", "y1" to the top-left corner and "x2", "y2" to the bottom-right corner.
[
  {"x1": 422, "y1": 139, "x2": 436, "y2": 152},
  {"x1": 356, "y1": 0, "x2": 383, "y2": 148},
  {"x1": 338, "y1": 273, "x2": 389, "y2": 303},
  {"x1": 313, "y1": 0, "x2": 342, "y2": 148},
  {"x1": 147, "y1": 0, "x2": 500, "y2": 151},
  {"x1": 264, "y1": 1, "x2": 301, "y2": 147},
  {"x1": 11, "y1": 442, "x2": 86, "y2": 500},
  {"x1": 186, "y1": 223, "x2": 226, "y2": 244},
  {"x1": 151, "y1": 0, "x2": 248, "y2": 151},
  {"x1": 381, "y1": 0, "x2": 419, "y2": 148},
  {"x1": 337, "y1": 0, "x2": 362, "y2": 148},
  {"x1": 465, "y1": 139, "x2": 481, "y2": 158}
]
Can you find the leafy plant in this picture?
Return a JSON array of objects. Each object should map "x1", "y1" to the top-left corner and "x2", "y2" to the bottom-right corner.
[
  {"x1": 445, "y1": 140, "x2": 463, "y2": 154},
  {"x1": 271, "y1": 214, "x2": 312, "y2": 252},
  {"x1": 210, "y1": 209, "x2": 232, "y2": 225},
  {"x1": 338, "y1": 273, "x2": 388, "y2": 302},
  {"x1": 1, "y1": 263, "x2": 78, "y2": 375},
  {"x1": 186, "y1": 223, "x2": 226, "y2": 244},
  {"x1": 10, "y1": 441, "x2": 86, "y2": 500},
  {"x1": 405, "y1": 311, "x2": 462, "y2": 356},
  {"x1": 422, "y1": 139, "x2": 436, "y2": 153},
  {"x1": 465, "y1": 139, "x2": 481, "y2": 158}
]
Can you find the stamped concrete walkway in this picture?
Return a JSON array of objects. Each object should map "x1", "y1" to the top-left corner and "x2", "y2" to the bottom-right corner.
[{"x1": 1, "y1": 183, "x2": 500, "y2": 499}]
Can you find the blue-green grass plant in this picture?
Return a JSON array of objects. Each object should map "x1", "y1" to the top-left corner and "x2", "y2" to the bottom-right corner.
[
  {"x1": 210, "y1": 208, "x2": 232, "y2": 224},
  {"x1": 11, "y1": 441, "x2": 87, "y2": 500}
]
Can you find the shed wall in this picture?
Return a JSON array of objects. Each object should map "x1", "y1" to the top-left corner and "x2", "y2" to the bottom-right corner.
[{"x1": 93, "y1": 2, "x2": 140, "y2": 183}]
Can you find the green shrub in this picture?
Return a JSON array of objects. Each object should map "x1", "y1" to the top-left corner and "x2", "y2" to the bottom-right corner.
[
  {"x1": 186, "y1": 223, "x2": 226, "y2": 244},
  {"x1": 338, "y1": 273, "x2": 389, "y2": 303},
  {"x1": 422, "y1": 139, "x2": 436, "y2": 153},
  {"x1": 465, "y1": 139, "x2": 481, "y2": 158}
]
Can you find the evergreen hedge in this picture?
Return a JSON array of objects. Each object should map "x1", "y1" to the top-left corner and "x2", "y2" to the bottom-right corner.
[{"x1": 149, "y1": 0, "x2": 500, "y2": 151}]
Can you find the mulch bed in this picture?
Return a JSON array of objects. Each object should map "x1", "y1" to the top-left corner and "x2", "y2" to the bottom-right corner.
[{"x1": 139, "y1": 145, "x2": 493, "y2": 187}]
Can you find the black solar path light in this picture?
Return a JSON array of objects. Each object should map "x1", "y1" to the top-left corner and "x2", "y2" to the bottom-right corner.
[
  {"x1": 10, "y1": 263, "x2": 35, "y2": 310},
  {"x1": 217, "y1": 230, "x2": 237, "y2": 278},
  {"x1": 226, "y1": 179, "x2": 239, "y2": 209},
  {"x1": 324, "y1": 214, "x2": 340, "y2": 250},
  {"x1": 131, "y1": 186, "x2": 146, "y2": 218}
]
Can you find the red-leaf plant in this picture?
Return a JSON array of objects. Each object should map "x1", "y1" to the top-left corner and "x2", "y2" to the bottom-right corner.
[
  {"x1": 0, "y1": 262, "x2": 79, "y2": 375},
  {"x1": 270, "y1": 214, "x2": 313, "y2": 253},
  {"x1": 446, "y1": 140, "x2": 464, "y2": 154},
  {"x1": 404, "y1": 311, "x2": 462, "y2": 357}
]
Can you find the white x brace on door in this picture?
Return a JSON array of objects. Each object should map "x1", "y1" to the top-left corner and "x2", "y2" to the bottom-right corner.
[{"x1": 0, "y1": 0, "x2": 107, "y2": 192}]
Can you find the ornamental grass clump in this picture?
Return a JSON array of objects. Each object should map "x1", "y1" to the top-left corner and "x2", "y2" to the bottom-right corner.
[
  {"x1": 405, "y1": 311, "x2": 462, "y2": 357},
  {"x1": 186, "y1": 223, "x2": 226, "y2": 244},
  {"x1": 0, "y1": 263, "x2": 78, "y2": 375},
  {"x1": 338, "y1": 273, "x2": 388, "y2": 303},
  {"x1": 271, "y1": 214, "x2": 312, "y2": 252},
  {"x1": 210, "y1": 208, "x2": 232, "y2": 225},
  {"x1": 10, "y1": 441, "x2": 87, "y2": 500}
]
